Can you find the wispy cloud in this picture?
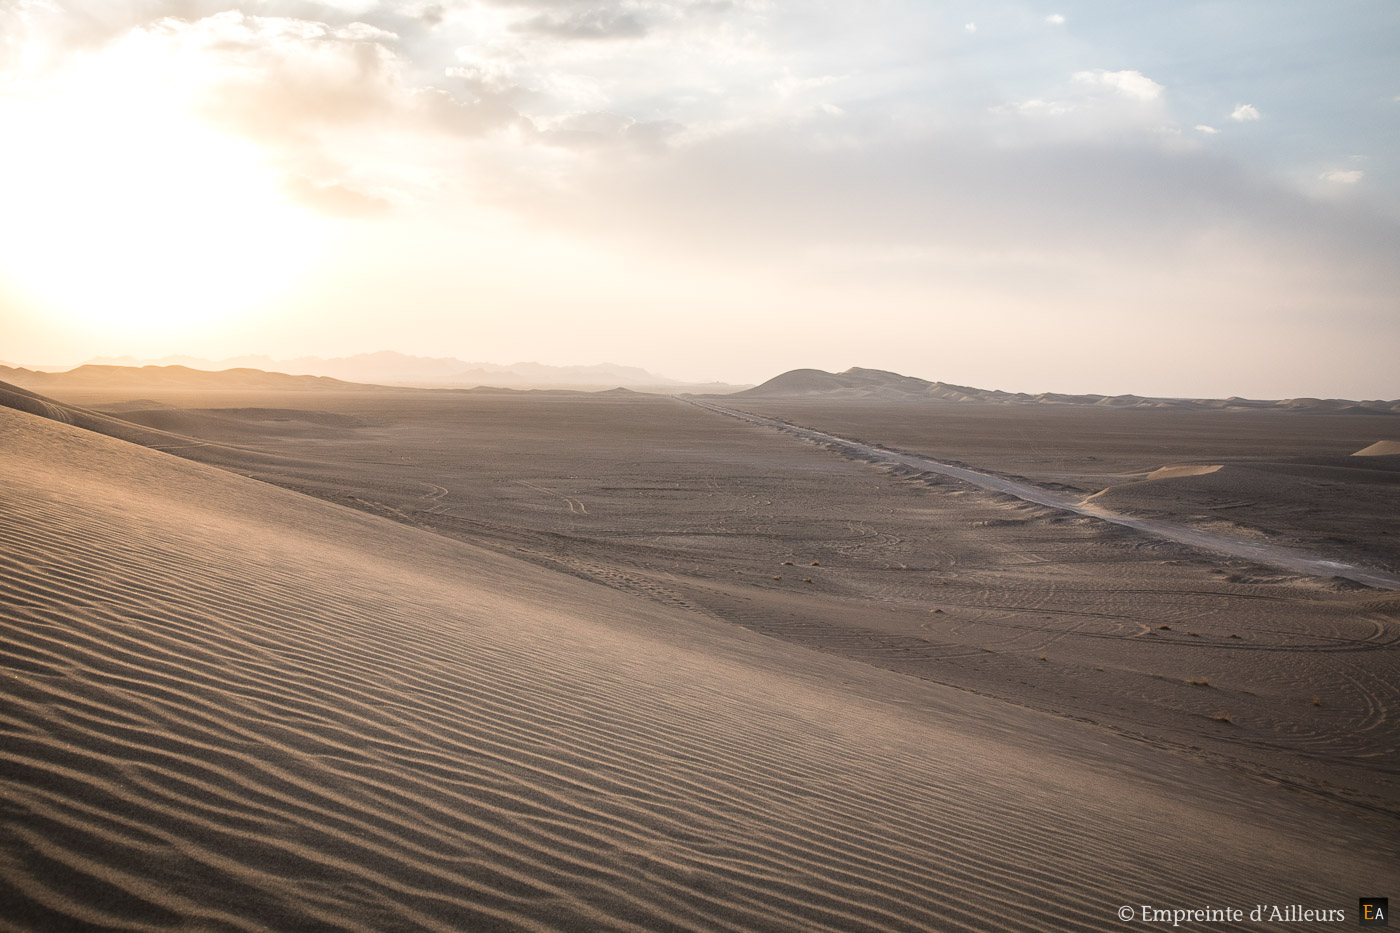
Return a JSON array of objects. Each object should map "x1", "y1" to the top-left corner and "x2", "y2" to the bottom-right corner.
[
  {"x1": 964, "y1": 22, "x2": 976, "y2": 33},
  {"x1": 996, "y1": 68, "x2": 1168, "y2": 137},
  {"x1": 1320, "y1": 169, "x2": 1363, "y2": 184},
  {"x1": 512, "y1": 9, "x2": 650, "y2": 41},
  {"x1": 1072, "y1": 69, "x2": 1163, "y2": 102},
  {"x1": 1045, "y1": 14, "x2": 1065, "y2": 25},
  {"x1": 335, "y1": 22, "x2": 398, "y2": 42},
  {"x1": 1194, "y1": 124, "x2": 1218, "y2": 134},
  {"x1": 1001, "y1": 97, "x2": 1074, "y2": 117},
  {"x1": 1231, "y1": 103, "x2": 1261, "y2": 121}
]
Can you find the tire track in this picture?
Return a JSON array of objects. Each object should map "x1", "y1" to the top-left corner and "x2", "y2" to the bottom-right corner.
[{"x1": 686, "y1": 399, "x2": 1400, "y2": 591}]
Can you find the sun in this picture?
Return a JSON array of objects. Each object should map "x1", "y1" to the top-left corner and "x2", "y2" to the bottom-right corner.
[{"x1": 0, "y1": 57, "x2": 321, "y2": 345}]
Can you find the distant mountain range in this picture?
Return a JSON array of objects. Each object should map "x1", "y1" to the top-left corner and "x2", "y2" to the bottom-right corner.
[
  {"x1": 0, "y1": 364, "x2": 374, "y2": 393},
  {"x1": 3, "y1": 361, "x2": 1393, "y2": 412},
  {"x1": 67, "y1": 352, "x2": 682, "y2": 387},
  {"x1": 727, "y1": 367, "x2": 1400, "y2": 413}
]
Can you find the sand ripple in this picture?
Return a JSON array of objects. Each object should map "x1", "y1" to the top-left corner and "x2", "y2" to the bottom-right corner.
[{"x1": 0, "y1": 405, "x2": 1391, "y2": 931}]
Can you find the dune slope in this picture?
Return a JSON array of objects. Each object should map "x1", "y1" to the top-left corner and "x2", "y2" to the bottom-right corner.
[{"x1": 0, "y1": 401, "x2": 1392, "y2": 931}]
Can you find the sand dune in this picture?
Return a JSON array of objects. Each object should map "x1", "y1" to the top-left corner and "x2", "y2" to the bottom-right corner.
[
  {"x1": 0, "y1": 382, "x2": 361, "y2": 484},
  {"x1": 1354, "y1": 440, "x2": 1400, "y2": 456},
  {"x1": 1, "y1": 392, "x2": 1394, "y2": 930},
  {"x1": 1143, "y1": 464, "x2": 1224, "y2": 481},
  {"x1": 0, "y1": 380, "x2": 198, "y2": 446}
]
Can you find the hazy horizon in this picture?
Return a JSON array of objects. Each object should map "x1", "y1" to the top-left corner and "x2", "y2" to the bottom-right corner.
[
  {"x1": 3, "y1": 2, "x2": 1398, "y2": 398},
  {"x1": 11, "y1": 350, "x2": 1400, "y2": 402}
]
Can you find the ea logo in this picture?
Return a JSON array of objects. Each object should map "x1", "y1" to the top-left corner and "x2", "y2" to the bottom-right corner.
[{"x1": 1360, "y1": 898, "x2": 1388, "y2": 927}]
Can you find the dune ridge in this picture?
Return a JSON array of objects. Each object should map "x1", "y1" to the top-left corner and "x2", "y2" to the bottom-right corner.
[{"x1": 0, "y1": 397, "x2": 1393, "y2": 930}]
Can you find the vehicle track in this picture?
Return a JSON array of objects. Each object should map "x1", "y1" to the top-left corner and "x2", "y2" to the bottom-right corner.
[
  {"x1": 686, "y1": 399, "x2": 1400, "y2": 591},
  {"x1": 516, "y1": 479, "x2": 589, "y2": 515}
]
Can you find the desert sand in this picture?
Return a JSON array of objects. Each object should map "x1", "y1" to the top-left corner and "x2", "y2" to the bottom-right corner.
[{"x1": 2, "y1": 373, "x2": 1398, "y2": 930}]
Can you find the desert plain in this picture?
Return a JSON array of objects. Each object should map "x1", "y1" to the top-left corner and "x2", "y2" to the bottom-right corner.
[{"x1": 1, "y1": 367, "x2": 1397, "y2": 931}]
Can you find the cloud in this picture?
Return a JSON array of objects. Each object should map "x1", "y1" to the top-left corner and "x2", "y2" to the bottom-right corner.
[
  {"x1": 1320, "y1": 169, "x2": 1363, "y2": 184},
  {"x1": 509, "y1": 124, "x2": 1399, "y2": 363},
  {"x1": 773, "y1": 72, "x2": 843, "y2": 99},
  {"x1": 399, "y1": 3, "x2": 444, "y2": 27},
  {"x1": 1072, "y1": 69, "x2": 1163, "y2": 102},
  {"x1": 427, "y1": 0, "x2": 779, "y2": 139},
  {"x1": 512, "y1": 8, "x2": 649, "y2": 41},
  {"x1": 414, "y1": 85, "x2": 526, "y2": 136},
  {"x1": 70, "y1": 10, "x2": 535, "y2": 219},
  {"x1": 1001, "y1": 97, "x2": 1074, "y2": 117},
  {"x1": 1045, "y1": 14, "x2": 1065, "y2": 25},
  {"x1": 964, "y1": 22, "x2": 976, "y2": 33},
  {"x1": 141, "y1": 12, "x2": 526, "y2": 140},
  {"x1": 335, "y1": 22, "x2": 398, "y2": 42},
  {"x1": 995, "y1": 70, "x2": 1169, "y2": 141},
  {"x1": 1194, "y1": 124, "x2": 1218, "y2": 134},
  {"x1": 1231, "y1": 103, "x2": 1260, "y2": 121},
  {"x1": 142, "y1": 13, "x2": 402, "y2": 136},
  {"x1": 311, "y1": 0, "x2": 380, "y2": 14},
  {"x1": 539, "y1": 110, "x2": 682, "y2": 150}
]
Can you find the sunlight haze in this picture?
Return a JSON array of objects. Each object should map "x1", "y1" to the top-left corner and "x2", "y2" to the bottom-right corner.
[{"x1": 2, "y1": 1, "x2": 1397, "y2": 397}]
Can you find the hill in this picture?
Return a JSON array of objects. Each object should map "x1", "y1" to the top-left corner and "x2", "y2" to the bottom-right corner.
[
  {"x1": 77, "y1": 351, "x2": 679, "y2": 387},
  {"x1": 0, "y1": 363, "x2": 379, "y2": 393},
  {"x1": 725, "y1": 367, "x2": 1400, "y2": 411}
]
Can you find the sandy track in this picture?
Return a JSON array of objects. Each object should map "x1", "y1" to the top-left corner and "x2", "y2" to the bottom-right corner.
[{"x1": 691, "y1": 399, "x2": 1400, "y2": 590}]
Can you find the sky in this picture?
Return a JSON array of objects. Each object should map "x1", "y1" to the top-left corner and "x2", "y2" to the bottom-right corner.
[{"x1": 1, "y1": 0, "x2": 1397, "y2": 397}]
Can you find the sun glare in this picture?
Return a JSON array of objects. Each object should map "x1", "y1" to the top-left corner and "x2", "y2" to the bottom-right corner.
[{"x1": 0, "y1": 53, "x2": 321, "y2": 344}]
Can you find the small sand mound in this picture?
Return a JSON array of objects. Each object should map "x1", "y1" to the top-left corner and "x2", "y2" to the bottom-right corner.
[
  {"x1": 1352, "y1": 440, "x2": 1400, "y2": 457},
  {"x1": 1145, "y1": 464, "x2": 1224, "y2": 481},
  {"x1": 90, "y1": 398, "x2": 176, "y2": 412}
]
